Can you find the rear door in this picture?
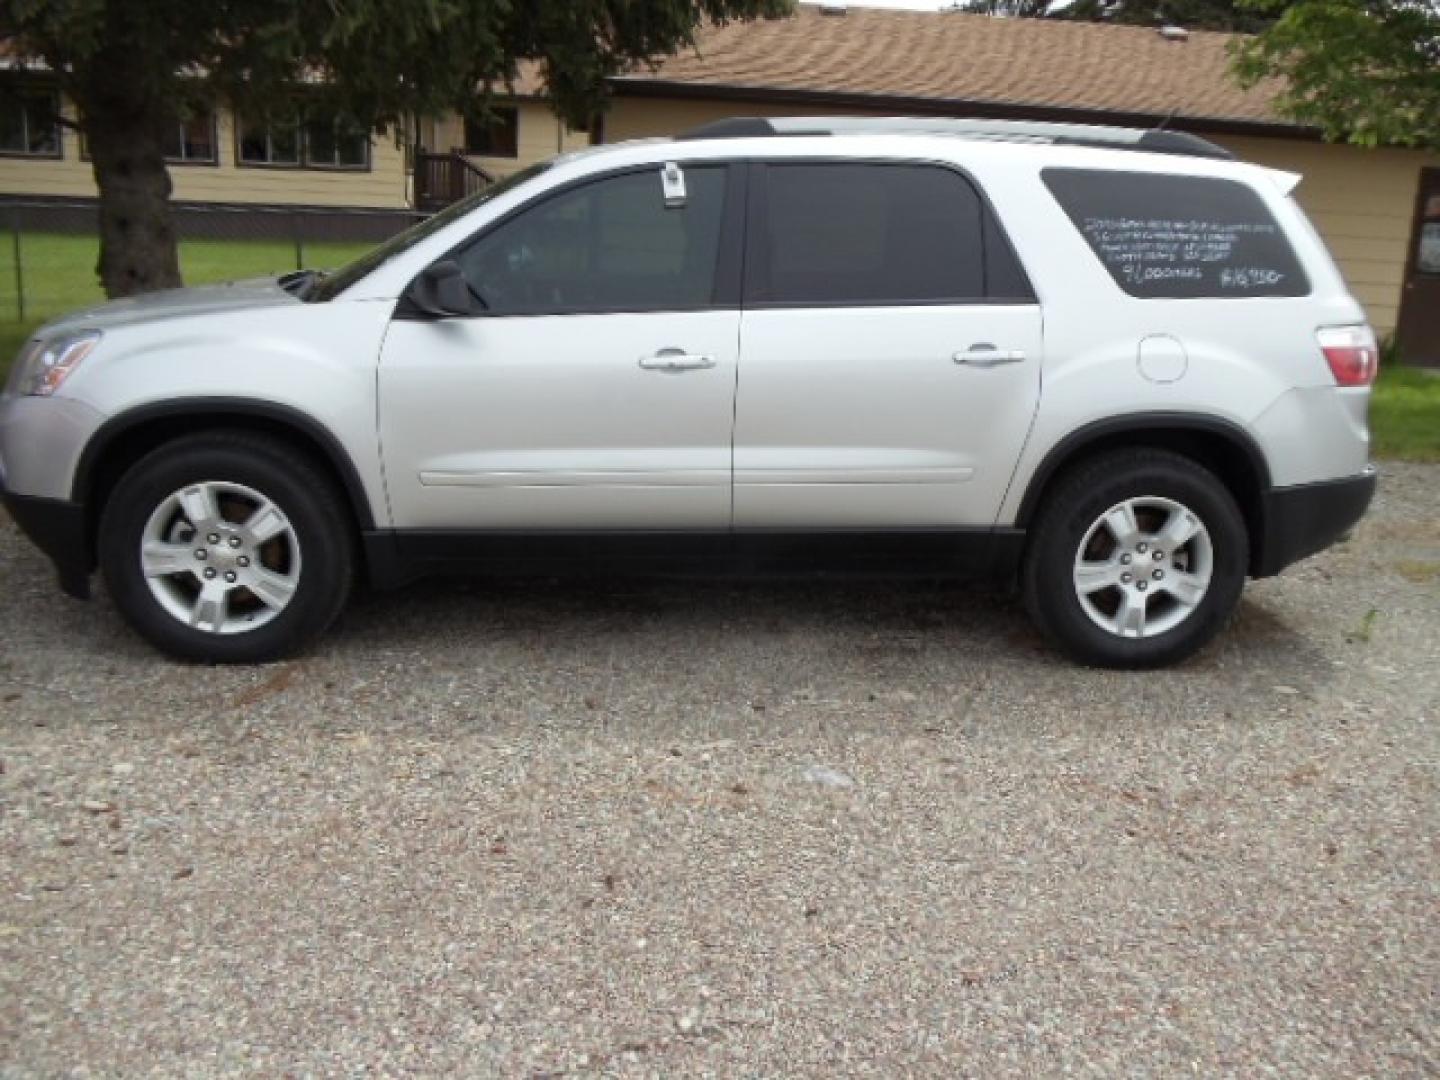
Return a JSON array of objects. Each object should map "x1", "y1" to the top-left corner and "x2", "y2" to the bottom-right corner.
[{"x1": 734, "y1": 161, "x2": 1042, "y2": 528}]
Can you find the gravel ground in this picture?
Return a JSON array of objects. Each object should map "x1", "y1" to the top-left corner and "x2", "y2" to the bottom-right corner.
[{"x1": 1, "y1": 463, "x2": 1437, "y2": 1077}]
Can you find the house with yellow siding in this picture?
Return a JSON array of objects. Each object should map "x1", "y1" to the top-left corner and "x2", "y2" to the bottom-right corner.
[
  {"x1": 0, "y1": 85, "x2": 412, "y2": 210},
  {"x1": 3, "y1": 3, "x2": 1436, "y2": 360}
]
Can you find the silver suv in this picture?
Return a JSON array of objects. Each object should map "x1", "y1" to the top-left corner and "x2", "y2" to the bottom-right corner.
[{"x1": 0, "y1": 118, "x2": 1378, "y2": 667}]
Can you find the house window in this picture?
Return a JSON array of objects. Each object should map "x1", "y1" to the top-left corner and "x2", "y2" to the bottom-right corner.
[
  {"x1": 303, "y1": 117, "x2": 369, "y2": 168},
  {"x1": 167, "y1": 113, "x2": 217, "y2": 163},
  {"x1": 463, "y1": 107, "x2": 519, "y2": 158},
  {"x1": 239, "y1": 113, "x2": 369, "y2": 169},
  {"x1": 239, "y1": 115, "x2": 301, "y2": 165},
  {"x1": 78, "y1": 111, "x2": 218, "y2": 164},
  {"x1": 0, "y1": 88, "x2": 61, "y2": 157}
]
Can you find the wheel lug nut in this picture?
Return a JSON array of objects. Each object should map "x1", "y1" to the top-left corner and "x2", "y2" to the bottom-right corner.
[
  {"x1": 203, "y1": 567, "x2": 217, "y2": 579},
  {"x1": 1153, "y1": 550, "x2": 1165, "y2": 561},
  {"x1": 1137, "y1": 580, "x2": 1148, "y2": 592},
  {"x1": 1120, "y1": 554, "x2": 1132, "y2": 565},
  {"x1": 207, "y1": 533, "x2": 220, "y2": 544},
  {"x1": 1153, "y1": 569, "x2": 1164, "y2": 580},
  {"x1": 237, "y1": 556, "x2": 250, "y2": 567},
  {"x1": 1121, "y1": 573, "x2": 1133, "y2": 583},
  {"x1": 1136, "y1": 542, "x2": 1148, "y2": 554},
  {"x1": 229, "y1": 536, "x2": 242, "y2": 548},
  {"x1": 224, "y1": 571, "x2": 237, "y2": 583},
  {"x1": 194, "y1": 549, "x2": 207, "y2": 560}
]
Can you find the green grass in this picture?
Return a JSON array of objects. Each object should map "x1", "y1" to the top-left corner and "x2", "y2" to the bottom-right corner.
[
  {"x1": 1371, "y1": 361, "x2": 1440, "y2": 462},
  {"x1": 0, "y1": 232, "x2": 372, "y2": 384}
]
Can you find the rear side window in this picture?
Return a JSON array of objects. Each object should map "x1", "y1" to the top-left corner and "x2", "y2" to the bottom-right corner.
[
  {"x1": 1043, "y1": 168, "x2": 1310, "y2": 299},
  {"x1": 749, "y1": 163, "x2": 1029, "y2": 305}
]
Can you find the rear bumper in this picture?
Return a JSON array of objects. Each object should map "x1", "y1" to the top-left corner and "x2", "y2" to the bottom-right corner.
[
  {"x1": 1253, "y1": 467, "x2": 1377, "y2": 578},
  {"x1": 0, "y1": 475, "x2": 92, "y2": 598}
]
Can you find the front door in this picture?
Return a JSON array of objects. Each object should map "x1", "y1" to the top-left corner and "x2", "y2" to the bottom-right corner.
[
  {"x1": 379, "y1": 163, "x2": 742, "y2": 529},
  {"x1": 1396, "y1": 167, "x2": 1440, "y2": 367},
  {"x1": 734, "y1": 161, "x2": 1043, "y2": 528}
]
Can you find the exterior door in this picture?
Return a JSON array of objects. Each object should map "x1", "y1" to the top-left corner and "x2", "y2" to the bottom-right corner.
[
  {"x1": 379, "y1": 163, "x2": 742, "y2": 529},
  {"x1": 1396, "y1": 168, "x2": 1440, "y2": 367},
  {"x1": 734, "y1": 161, "x2": 1043, "y2": 528}
]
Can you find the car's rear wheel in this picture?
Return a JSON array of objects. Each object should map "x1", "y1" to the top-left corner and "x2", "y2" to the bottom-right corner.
[
  {"x1": 99, "y1": 432, "x2": 354, "y2": 663},
  {"x1": 1023, "y1": 448, "x2": 1248, "y2": 668}
]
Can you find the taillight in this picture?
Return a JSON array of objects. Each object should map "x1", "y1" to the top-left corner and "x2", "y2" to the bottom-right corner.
[{"x1": 1317, "y1": 325, "x2": 1378, "y2": 387}]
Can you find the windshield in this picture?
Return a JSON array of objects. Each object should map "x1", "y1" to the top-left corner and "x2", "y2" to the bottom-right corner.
[{"x1": 307, "y1": 162, "x2": 553, "y2": 302}]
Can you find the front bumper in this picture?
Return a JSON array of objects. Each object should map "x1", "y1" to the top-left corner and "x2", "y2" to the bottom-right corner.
[
  {"x1": 1253, "y1": 467, "x2": 1377, "y2": 578},
  {"x1": 0, "y1": 392, "x2": 105, "y2": 599},
  {"x1": 0, "y1": 475, "x2": 92, "y2": 598}
]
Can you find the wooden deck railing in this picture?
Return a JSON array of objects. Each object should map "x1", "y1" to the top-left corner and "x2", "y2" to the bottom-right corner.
[{"x1": 413, "y1": 150, "x2": 495, "y2": 212}]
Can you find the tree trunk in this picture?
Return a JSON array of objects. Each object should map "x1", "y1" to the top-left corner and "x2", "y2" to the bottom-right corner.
[{"x1": 76, "y1": 70, "x2": 182, "y2": 298}]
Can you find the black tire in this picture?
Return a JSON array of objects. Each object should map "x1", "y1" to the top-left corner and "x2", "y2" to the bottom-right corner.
[
  {"x1": 1022, "y1": 448, "x2": 1248, "y2": 669},
  {"x1": 98, "y1": 430, "x2": 355, "y2": 663}
]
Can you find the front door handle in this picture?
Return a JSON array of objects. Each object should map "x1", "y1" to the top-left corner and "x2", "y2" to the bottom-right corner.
[
  {"x1": 954, "y1": 344, "x2": 1026, "y2": 368},
  {"x1": 638, "y1": 347, "x2": 716, "y2": 372}
]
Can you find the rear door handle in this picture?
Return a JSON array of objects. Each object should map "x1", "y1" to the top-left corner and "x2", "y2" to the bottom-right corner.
[
  {"x1": 638, "y1": 347, "x2": 716, "y2": 372},
  {"x1": 954, "y1": 344, "x2": 1026, "y2": 368}
]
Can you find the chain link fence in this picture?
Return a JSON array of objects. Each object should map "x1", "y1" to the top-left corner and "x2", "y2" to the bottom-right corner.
[{"x1": 0, "y1": 200, "x2": 423, "y2": 327}]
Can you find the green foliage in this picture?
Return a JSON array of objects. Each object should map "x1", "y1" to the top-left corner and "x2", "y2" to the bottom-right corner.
[
  {"x1": 949, "y1": 0, "x2": 1063, "y2": 17},
  {"x1": 0, "y1": 0, "x2": 793, "y2": 129},
  {"x1": 1058, "y1": 0, "x2": 1283, "y2": 31},
  {"x1": 949, "y1": 0, "x2": 1282, "y2": 32},
  {"x1": 1231, "y1": 0, "x2": 1440, "y2": 150}
]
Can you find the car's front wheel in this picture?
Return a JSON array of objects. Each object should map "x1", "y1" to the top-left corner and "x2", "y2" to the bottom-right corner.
[
  {"x1": 1022, "y1": 448, "x2": 1248, "y2": 668},
  {"x1": 99, "y1": 431, "x2": 354, "y2": 663}
]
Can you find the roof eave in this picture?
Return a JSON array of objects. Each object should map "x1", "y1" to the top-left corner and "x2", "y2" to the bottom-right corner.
[{"x1": 606, "y1": 76, "x2": 1321, "y2": 143}]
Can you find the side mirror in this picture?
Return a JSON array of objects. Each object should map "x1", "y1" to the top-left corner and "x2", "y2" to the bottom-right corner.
[{"x1": 405, "y1": 260, "x2": 482, "y2": 318}]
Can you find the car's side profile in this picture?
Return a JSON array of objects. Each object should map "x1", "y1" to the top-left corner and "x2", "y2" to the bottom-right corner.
[{"x1": 0, "y1": 117, "x2": 1378, "y2": 667}]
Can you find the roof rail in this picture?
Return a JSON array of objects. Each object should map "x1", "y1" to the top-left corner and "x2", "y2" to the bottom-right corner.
[{"x1": 675, "y1": 116, "x2": 1235, "y2": 161}]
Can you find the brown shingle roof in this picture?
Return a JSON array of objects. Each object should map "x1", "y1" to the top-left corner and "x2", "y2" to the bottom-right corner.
[{"x1": 605, "y1": 3, "x2": 1290, "y2": 129}]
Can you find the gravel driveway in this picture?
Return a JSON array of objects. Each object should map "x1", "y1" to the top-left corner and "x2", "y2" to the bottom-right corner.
[{"x1": 2, "y1": 463, "x2": 1437, "y2": 1077}]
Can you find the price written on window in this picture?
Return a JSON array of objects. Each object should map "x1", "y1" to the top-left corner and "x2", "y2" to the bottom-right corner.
[{"x1": 1081, "y1": 216, "x2": 1287, "y2": 291}]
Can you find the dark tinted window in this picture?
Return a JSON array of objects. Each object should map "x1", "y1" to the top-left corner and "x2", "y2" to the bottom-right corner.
[
  {"x1": 1043, "y1": 167, "x2": 1310, "y2": 298},
  {"x1": 0, "y1": 89, "x2": 60, "y2": 156},
  {"x1": 464, "y1": 107, "x2": 519, "y2": 158},
  {"x1": 458, "y1": 166, "x2": 727, "y2": 314},
  {"x1": 753, "y1": 164, "x2": 986, "y2": 304},
  {"x1": 984, "y1": 212, "x2": 1033, "y2": 301}
]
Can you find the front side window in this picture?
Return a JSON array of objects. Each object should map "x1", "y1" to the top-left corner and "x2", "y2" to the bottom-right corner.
[
  {"x1": 1043, "y1": 167, "x2": 1310, "y2": 298},
  {"x1": 464, "y1": 107, "x2": 519, "y2": 158},
  {"x1": 456, "y1": 166, "x2": 728, "y2": 315},
  {"x1": 0, "y1": 88, "x2": 61, "y2": 157},
  {"x1": 309, "y1": 162, "x2": 553, "y2": 303},
  {"x1": 750, "y1": 163, "x2": 987, "y2": 305}
]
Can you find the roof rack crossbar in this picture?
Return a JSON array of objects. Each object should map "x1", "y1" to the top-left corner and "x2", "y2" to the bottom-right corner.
[{"x1": 674, "y1": 116, "x2": 1235, "y2": 161}]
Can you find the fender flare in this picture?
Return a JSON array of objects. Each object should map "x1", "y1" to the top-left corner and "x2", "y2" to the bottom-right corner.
[
  {"x1": 1013, "y1": 411, "x2": 1273, "y2": 528},
  {"x1": 72, "y1": 397, "x2": 378, "y2": 530}
]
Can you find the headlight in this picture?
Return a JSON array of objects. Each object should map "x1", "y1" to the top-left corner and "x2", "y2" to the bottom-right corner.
[{"x1": 9, "y1": 331, "x2": 102, "y2": 397}]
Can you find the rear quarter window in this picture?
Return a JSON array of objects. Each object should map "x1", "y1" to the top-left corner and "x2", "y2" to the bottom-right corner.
[{"x1": 1042, "y1": 167, "x2": 1310, "y2": 299}]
